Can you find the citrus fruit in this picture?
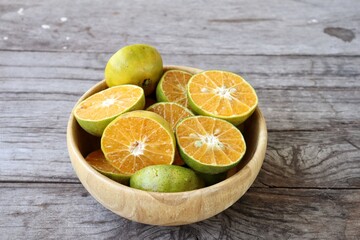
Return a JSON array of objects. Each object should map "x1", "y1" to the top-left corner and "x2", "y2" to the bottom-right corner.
[
  {"x1": 105, "y1": 44, "x2": 163, "y2": 96},
  {"x1": 146, "y1": 102, "x2": 194, "y2": 131},
  {"x1": 146, "y1": 102, "x2": 194, "y2": 165},
  {"x1": 187, "y1": 70, "x2": 258, "y2": 125},
  {"x1": 101, "y1": 110, "x2": 175, "y2": 175},
  {"x1": 130, "y1": 165, "x2": 204, "y2": 192},
  {"x1": 74, "y1": 85, "x2": 145, "y2": 136},
  {"x1": 175, "y1": 116, "x2": 246, "y2": 174},
  {"x1": 156, "y1": 70, "x2": 192, "y2": 107},
  {"x1": 85, "y1": 149, "x2": 130, "y2": 185}
]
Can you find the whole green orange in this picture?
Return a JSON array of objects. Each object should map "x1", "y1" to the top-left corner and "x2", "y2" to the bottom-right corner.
[
  {"x1": 130, "y1": 165, "x2": 204, "y2": 192},
  {"x1": 105, "y1": 44, "x2": 163, "y2": 96}
]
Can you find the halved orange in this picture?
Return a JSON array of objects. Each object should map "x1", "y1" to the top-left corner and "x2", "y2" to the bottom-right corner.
[
  {"x1": 187, "y1": 70, "x2": 258, "y2": 125},
  {"x1": 175, "y1": 116, "x2": 246, "y2": 174},
  {"x1": 156, "y1": 70, "x2": 192, "y2": 107},
  {"x1": 74, "y1": 85, "x2": 145, "y2": 136},
  {"x1": 101, "y1": 110, "x2": 176, "y2": 175},
  {"x1": 85, "y1": 149, "x2": 130, "y2": 184},
  {"x1": 147, "y1": 102, "x2": 194, "y2": 165}
]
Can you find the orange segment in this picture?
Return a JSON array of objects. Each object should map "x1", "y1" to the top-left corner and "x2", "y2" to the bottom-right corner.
[
  {"x1": 176, "y1": 116, "x2": 246, "y2": 174},
  {"x1": 156, "y1": 70, "x2": 192, "y2": 107},
  {"x1": 101, "y1": 110, "x2": 175, "y2": 175},
  {"x1": 187, "y1": 71, "x2": 258, "y2": 125}
]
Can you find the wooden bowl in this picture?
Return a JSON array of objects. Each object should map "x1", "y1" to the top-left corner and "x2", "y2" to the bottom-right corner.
[{"x1": 67, "y1": 65, "x2": 267, "y2": 226}]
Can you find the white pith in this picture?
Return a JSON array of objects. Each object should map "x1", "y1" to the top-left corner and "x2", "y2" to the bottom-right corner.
[
  {"x1": 102, "y1": 98, "x2": 116, "y2": 107},
  {"x1": 129, "y1": 140, "x2": 146, "y2": 156},
  {"x1": 193, "y1": 134, "x2": 224, "y2": 149},
  {"x1": 214, "y1": 86, "x2": 236, "y2": 100}
]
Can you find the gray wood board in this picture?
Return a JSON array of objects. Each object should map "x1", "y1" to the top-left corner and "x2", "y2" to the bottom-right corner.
[
  {"x1": 1, "y1": 183, "x2": 359, "y2": 239},
  {"x1": 1, "y1": 52, "x2": 359, "y2": 185},
  {"x1": 0, "y1": 0, "x2": 359, "y2": 55},
  {"x1": 1, "y1": 52, "x2": 359, "y2": 131}
]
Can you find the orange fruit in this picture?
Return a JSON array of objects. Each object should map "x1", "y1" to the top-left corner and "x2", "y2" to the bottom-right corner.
[
  {"x1": 105, "y1": 44, "x2": 163, "y2": 96},
  {"x1": 156, "y1": 70, "x2": 192, "y2": 107},
  {"x1": 175, "y1": 116, "x2": 246, "y2": 174},
  {"x1": 147, "y1": 102, "x2": 194, "y2": 165},
  {"x1": 101, "y1": 110, "x2": 176, "y2": 175},
  {"x1": 74, "y1": 85, "x2": 145, "y2": 136},
  {"x1": 130, "y1": 165, "x2": 204, "y2": 192},
  {"x1": 85, "y1": 149, "x2": 130, "y2": 184},
  {"x1": 187, "y1": 70, "x2": 258, "y2": 125}
]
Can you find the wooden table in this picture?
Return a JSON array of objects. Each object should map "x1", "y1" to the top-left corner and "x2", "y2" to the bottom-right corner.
[{"x1": 1, "y1": 0, "x2": 359, "y2": 239}]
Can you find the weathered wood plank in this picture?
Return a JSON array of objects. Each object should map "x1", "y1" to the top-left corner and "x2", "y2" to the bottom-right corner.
[
  {"x1": 1, "y1": 51, "x2": 360, "y2": 88},
  {"x1": 1, "y1": 183, "x2": 359, "y2": 239},
  {"x1": 257, "y1": 129, "x2": 360, "y2": 188},
  {"x1": 1, "y1": 52, "x2": 359, "y2": 130},
  {"x1": 1, "y1": 83, "x2": 359, "y2": 131},
  {"x1": 0, "y1": 0, "x2": 359, "y2": 55},
  {"x1": 1, "y1": 124, "x2": 359, "y2": 188},
  {"x1": 0, "y1": 52, "x2": 359, "y2": 185}
]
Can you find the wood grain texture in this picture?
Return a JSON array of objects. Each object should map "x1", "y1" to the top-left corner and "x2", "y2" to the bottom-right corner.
[
  {"x1": 1, "y1": 183, "x2": 359, "y2": 239},
  {"x1": 1, "y1": 52, "x2": 359, "y2": 185},
  {"x1": 1, "y1": 0, "x2": 359, "y2": 237},
  {"x1": 0, "y1": 0, "x2": 359, "y2": 55},
  {"x1": 1, "y1": 52, "x2": 359, "y2": 131}
]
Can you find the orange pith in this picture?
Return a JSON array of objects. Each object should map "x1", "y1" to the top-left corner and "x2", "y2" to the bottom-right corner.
[
  {"x1": 176, "y1": 116, "x2": 245, "y2": 166},
  {"x1": 85, "y1": 149, "x2": 122, "y2": 174},
  {"x1": 101, "y1": 116, "x2": 174, "y2": 174},
  {"x1": 147, "y1": 102, "x2": 193, "y2": 131},
  {"x1": 161, "y1": 70, "x2": 192, "y2": 107},
  {"x1": 188, "y1": 71, "x2": 257, "y2": 117},
  {"x1": 75, "y1": 85, "x2": 143, "y2": 121}
]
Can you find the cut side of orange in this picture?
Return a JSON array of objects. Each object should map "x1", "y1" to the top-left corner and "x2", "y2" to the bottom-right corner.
[
  {"x1": 175, "y1": 116, "x2": 246, "y2": 174},
  {"x1": 85, "y1": 149, "x2": 130, "y2": 184},
  {"x1": 156, "y1": 70, "x2": 192, "y2": 107},
  {"x1": 74, "y1": 85, "x2": 145, "y2": 136},
  {"x1": 147, "y1": 102, "x2": 194, "y2": 165},
  {"x1": 101, "y1": 110, "x2": 175, "y2": 175},
  {"x1": 187, "y1": 70, "x2": 258, "y2": 125}
]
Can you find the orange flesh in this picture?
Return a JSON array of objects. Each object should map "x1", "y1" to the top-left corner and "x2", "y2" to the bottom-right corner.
[
  {"x1": 75, "y1": 86, "x2": 143, "y2": 121},
  {"x1": 188, "y1": 71, "x2": 257, "y2": 116},
  {"x1": 147, "y1": 103, "x2": 193, "y2": 131},
  {"x1": 161, "y1": 70, "x2": 192, "y2": 107},
  {"x1": 85, "y1": 149, "x2": 122, "y2": 174},
  {"x1": 102, "y1": 116, "x2": 174, "y2": 174},
  {"x1": 176, "y1": 116, "x2": 245, "y2": 166}
]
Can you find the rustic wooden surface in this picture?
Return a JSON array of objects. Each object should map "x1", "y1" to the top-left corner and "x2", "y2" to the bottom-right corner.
[{"x1": 0, "y1": 0, "x2": 359, "y2": 239}]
